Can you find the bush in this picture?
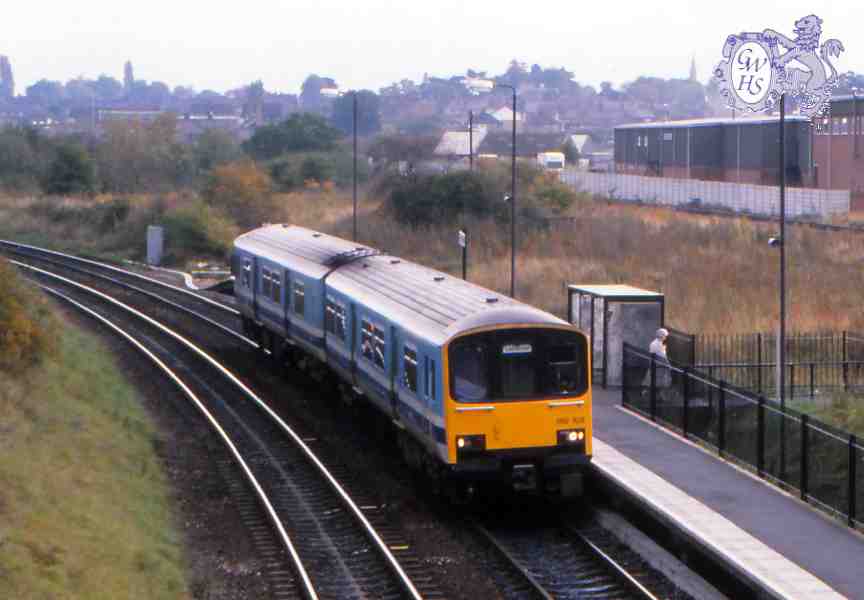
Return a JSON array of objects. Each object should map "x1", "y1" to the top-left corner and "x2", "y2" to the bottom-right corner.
[
  {"x1": 161, "y1": 201, "x2": 238, "y2": 262},
  {"x1": 0, "y1": 258, "x2": 57, "y2": 372},
  {"x1": 202, "y1": 160, "x2": 276, "y2": 228},
  {"x1": 387, "y1": 171, "x2": 497, "y2": 227},
  {"x1": 43, "y1": 143, "x2": 96, "y2": 196}
]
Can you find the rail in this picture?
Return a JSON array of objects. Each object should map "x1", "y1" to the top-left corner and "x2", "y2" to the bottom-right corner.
[
  {"x1": 0, "y1": 238, "x2": 237, "y2": 315},
  {"x1": 16, "y1": 260, "x2": 425, "y2": 600},
  {"x1": 40, "y1": 285, "x2": 318, "y2": 600}
]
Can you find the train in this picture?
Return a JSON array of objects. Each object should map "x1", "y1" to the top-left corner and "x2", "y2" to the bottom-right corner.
[{"x1": 231, "y1": 224, "x2": 593, "y2": 497}]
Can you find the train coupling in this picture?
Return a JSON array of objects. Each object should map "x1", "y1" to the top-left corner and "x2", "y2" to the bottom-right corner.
[{"x1": 512, "y1": 463, "x2": 538, "y2": 492}]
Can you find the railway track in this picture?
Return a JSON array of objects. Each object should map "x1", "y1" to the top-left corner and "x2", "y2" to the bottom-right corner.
[
  {"x1": 19, "y1": 262, "x2": 433, "y2": 600},
  {"x1": 7, "y1": 243, "x2": 702, "y2": 600},
  {"x1": 476, "y1": 518, "x2": 667, "y2": 600}
]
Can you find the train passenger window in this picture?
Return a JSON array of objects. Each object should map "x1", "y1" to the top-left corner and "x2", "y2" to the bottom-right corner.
[
  {"x1": 403, "y1": 346, "x2": 418, "y2": 392},
  {"x1": 543, "y1": 344, "x2": 585, "y2": 395},
  {"x1": 325, "y1": 300, "x2": 347, "y2": 341},
  {"x1": 360, "y1": 319, "x2": 385, "y2": 370},
  {"x1": 451, "y1": 343, "x2": 488, "y2": 401},
  {"x1": 242, "y1": 260, "x2": 251, "y2": 288},
  {"x1": 424, "y1": 357, "x2": 436, "y2": 399},
  {"x1": 262, "y1": 268, "x2": 272, "y2": 298},
  {"x1": 271, "y1": 274, "x2": 281, "y2": 303},
  {"x1": 293, "y1": 281, "x2": 305, "y2": 316}
]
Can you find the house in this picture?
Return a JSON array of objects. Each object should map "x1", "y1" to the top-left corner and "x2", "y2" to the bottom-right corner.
[
  {"x1": 476, "y1": 131, "x2": 568, "y2": 159},
  {"x1": 433, "y1": 127, "x2": 488, "y2": 160}
]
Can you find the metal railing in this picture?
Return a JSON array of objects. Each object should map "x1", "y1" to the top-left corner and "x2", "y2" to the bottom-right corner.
[{"x1": 622, "y1": 343, "x2": 863, "y2": 530}]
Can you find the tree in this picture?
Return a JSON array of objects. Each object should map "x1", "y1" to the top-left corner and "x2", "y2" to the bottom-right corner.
[
  {"x1": 0, "y1": 127, "x2": 43, "y2": 190},
  {"x1": 300, "y1": 74, "x2": 337, "y2": 110},
  {"x1": 244, "y1": 80, "x2": 265, "y2": 123},
  {"x1": 43, "y1": 143, "x2": 95, "y2": 195},
  {"x1": 387, "y1": 171, "x2": 496, "y2": 227},
  {"x1": 26, "y1": 79, "x2": 65, "y2": 107},
  {"x1": 561, "y1": 138, "x2": 580, "y2": 164},
  {"x1": 243, "y1": 113, "x2": 342, "y2": 159},
  {"x1": 331, "y1": 90, "x2": 381, "y2": 136},
  {"x1": 192, "y1": 129, "x2": 241, "y2": 173},
  {"x1": 367, "y1": 134, "x2": 438, "y2": 165},
  {"x1": 93, "y1": 75, "x2": 124, "y2": 101}
]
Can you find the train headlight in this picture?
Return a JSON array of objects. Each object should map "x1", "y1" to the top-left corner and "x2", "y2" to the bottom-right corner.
[
  {"x1": 456, "y1": 434, "x2": 486, "y2": 455},
  {"x1": 557, "y1": 429, "x2": 586, "y2": 446}
]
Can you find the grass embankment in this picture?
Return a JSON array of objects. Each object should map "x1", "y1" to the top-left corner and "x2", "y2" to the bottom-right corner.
[{"x1": 0, "y1": 260, "x2": 188, "y2": 598}]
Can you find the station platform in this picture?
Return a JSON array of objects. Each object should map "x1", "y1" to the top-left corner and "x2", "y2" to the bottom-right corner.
[{"x1": 591, "y1": 387, "x2": 864, "y2": 599}]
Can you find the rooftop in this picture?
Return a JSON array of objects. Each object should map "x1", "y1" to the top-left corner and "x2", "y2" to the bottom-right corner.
[{"x1": 616, "y1": 115, "x2": 810, "y2": 130}]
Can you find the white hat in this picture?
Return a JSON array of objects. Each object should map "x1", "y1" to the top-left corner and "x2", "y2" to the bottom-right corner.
[{"x1": 656, "y1": 328, "x2": 669, "y2": 339}]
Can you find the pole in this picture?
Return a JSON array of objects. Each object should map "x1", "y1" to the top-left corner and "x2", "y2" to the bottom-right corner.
[
  {"x1": 510, "y1": 86, "x2": 517, "y2": 298},
  {"x1": 462, "y1": 229, "x2": 468, "y2": 280},
  {"x1": 352, "y1": 91, "x2": 358, "y2": 242},
  {"x1": 468, "y1": 110, "x2": 474, "y2": 171},
  {"x1": 779, "y1": 93, "x2": 788, "y2": 483},
  {"x1": 779, "y1": 93, "x2": 786, "y2": 411}
]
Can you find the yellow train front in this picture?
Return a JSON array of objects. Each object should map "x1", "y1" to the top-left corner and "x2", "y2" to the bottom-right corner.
[{"x1": 441, "y1": 312, "x2": 593, "y2": 497}]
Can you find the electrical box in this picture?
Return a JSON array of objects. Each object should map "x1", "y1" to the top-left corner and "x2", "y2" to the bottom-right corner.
[
  {"x1": 568, "y1": 284, "x2": 664, "y2": 388},
  {"x1": 147, "y1": 225, "x2": 164, "y2": 266}
]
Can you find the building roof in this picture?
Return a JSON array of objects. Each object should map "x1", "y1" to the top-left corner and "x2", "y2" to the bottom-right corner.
[
  {"x1": 616, "y1": 115, "x2": 810, "y2": 130},
  {"x1": 433, "y1": 128, "x2": 487, "y2": 156}
]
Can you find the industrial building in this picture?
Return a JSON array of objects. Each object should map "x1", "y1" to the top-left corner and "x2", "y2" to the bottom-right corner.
[
  {"x1": 614, "y1": 116, "x2": 813, "y2": 187},
  {"x1": 813, "y1": 95, "x2": 864, "y2": 208}
]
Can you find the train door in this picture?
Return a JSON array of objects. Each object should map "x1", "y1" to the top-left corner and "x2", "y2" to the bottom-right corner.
[
  {"x1": 389, "y1": 325, "x2": 399, "y2": 420},
  {"x1": 282, "y1": 269, "x2": 291, "y2": 339}
]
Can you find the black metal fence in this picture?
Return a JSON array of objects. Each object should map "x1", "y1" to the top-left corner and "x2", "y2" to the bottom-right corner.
[
  {"x1": 622, "y1": 343, "x2": 863, "y2": 530},
  {"x1": 696, "y1": 361, "x2": 864, "y2": 403},
  {"x1": 666, "y1": 329, "x2": 864, "y2": 367}
]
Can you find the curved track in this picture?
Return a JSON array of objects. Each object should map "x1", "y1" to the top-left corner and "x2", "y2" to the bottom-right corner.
[{"x1": 17, "y1": 262, "x2": 427, "y2": 600}]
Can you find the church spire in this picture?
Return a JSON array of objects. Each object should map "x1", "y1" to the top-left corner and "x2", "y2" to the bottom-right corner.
[{"x1": 689, "y1": 56, "x2": 698, "y2": 82}]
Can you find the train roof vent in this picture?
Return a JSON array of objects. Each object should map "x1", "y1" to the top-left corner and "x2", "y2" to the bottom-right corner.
[
  {"x1": 390, "y1": 259, "x2": 401, "y2": 265},
  {"x1": 485, "y1": 297, "x2": 499, "y2": 304},
  {"x1": 433, "y1": 275, "x2": 445, "y2": 282},
  {"x1": 312, "y1": 233, "x2": 322, "y2": 238},
  {"x1": 324, "y1": 247, "x2": 380, "y2": 267}
]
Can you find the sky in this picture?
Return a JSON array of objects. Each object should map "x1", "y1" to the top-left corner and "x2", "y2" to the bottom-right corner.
[{"x1": 3, "y1": 1, "x2": 860, "y2": 94}]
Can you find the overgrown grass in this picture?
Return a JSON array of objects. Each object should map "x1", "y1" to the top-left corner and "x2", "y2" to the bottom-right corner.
[{"x1": 0, "y1": 310, "x2": 189, "y2": 598}]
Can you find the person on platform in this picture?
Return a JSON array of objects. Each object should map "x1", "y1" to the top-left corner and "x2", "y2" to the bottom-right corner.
[{"x1": 644, "y1": 328, "x2": 671, "y2": 391}]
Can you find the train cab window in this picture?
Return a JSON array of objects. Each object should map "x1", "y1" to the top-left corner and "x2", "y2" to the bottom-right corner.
[
  {"x1": 499, "y1": 342, "x2": 536, "y2": 397},
  {"x1": 325, "y1": 300, "x2": 347, "y2": 341},
  {"x1": 262, "y1": 268, "x2": 272, "y2": 298},
  {"x1": 293, "y1": 281, "x2": 305, "y2": 316},
  {"x1": 402, "y1": 346, "x2": 418, "y2": 392},
  {"x1": 242, "y1": 260, "x2": 252, "y2": 288},
  {"x1": 271, "y1": 274, "x2": 281, "y2": 303},
  {"x1": 543, "y1": 344, "x2": 585, "y2": 395},
  {"x1": 451, "y1": 343, "x2": 488, "y2": 401}
]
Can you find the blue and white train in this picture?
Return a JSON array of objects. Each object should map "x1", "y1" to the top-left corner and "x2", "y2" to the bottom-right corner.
[{"x1": 232, "y1": 224, "x2": 593, "y2": 496}]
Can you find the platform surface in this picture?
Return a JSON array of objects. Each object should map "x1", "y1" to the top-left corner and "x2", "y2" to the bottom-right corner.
[{"x1": 592, "y1": 387, "x2": 864, "y2": 599}]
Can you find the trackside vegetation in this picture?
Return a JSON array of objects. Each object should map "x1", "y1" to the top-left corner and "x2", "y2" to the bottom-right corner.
[{"x1": 0, "y1": 259, "x2": 189, "y2": 599}]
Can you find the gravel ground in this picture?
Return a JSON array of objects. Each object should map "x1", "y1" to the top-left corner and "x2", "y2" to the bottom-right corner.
[{"x1": 60, "y1": 305, "x2": 272, "y2": 600}]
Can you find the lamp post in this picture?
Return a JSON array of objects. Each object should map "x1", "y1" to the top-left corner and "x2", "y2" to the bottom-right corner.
[
  {"x1": 496, "y1": 83, "x2": 518, "y2": 298},
  {"x1": 468, "y1": 110, "x2": 474, "y2": 171},
  {"x1": 352, "y1": 91, "x2": 358, "y2": 242},
  {"x1": 463, "y1": 77, "x2": 518, "y2": 297}
]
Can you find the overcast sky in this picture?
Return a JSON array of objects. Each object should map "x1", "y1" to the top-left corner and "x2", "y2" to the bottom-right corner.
[{"x1": 3, "y1": 1, "x2": 859, "y2": 94}]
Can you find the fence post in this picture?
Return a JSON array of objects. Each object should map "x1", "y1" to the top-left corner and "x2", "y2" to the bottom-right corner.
[
  {"x1": 650, "y1": 355, "x2": 657, "y2": 421},
  {"x1": 718, "y1": 382, "x2": 726, "y2": 457},
  {"x1": 850, "y1": 434, "x2": 858, "y2": 527},
  {"x1": 689, "y1": 332, "x2": 697, "y2": 367},
  {"x1": 790, "y1": 364, "x2": 796, "y2": 401},
  {"x1": 682, "y1": 367, "x2": 690, "y2": 438},
  {"x1": 757, "y1": 395, "x2": 766, "y2": 478},
  {"x1": 801, "y1": 414, "x2": 809, "y2": 501},
  {"x1": 810, "y1": 362, "x2": 815, "y2": 400},
  {"x1": 757, "y1": 333, "x2": 763, "y2": 395}
]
